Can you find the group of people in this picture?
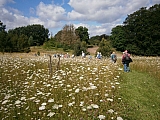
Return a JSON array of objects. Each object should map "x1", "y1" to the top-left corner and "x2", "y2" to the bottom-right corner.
[{"x1": 111, "y1": 50, "x2": 133, "y2": 72}]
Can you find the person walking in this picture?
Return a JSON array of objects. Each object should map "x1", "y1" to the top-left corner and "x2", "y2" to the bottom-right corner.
[
  {"x1": 122, "y1": 50, "x2": 132, "y2": 72},
  {"x1": 111, "y1": 52, "x2": 117, "y2": 63}
]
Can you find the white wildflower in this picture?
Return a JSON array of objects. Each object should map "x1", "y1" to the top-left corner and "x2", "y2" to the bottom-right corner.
[
  {"x1": 87, "y1": 105, "x2": 92, "y2": 109},
  {"x1": 41, "y1": 103, "x2": 46, "y2": 106},
  {"x1": 107, "y1": 98, "x2": 113, "y2": 102},
  {"x1": 115, "y1": 82, "x2": 120, "y2": 85},
  {"x1": 79, "y1": 101, "x2": 84, "y2": 106},
  {"x1": 4, "y1": 94, "x2": 10, "y2": 99},
  {"x1": 67, "y1": 85, "x2": 71, "y2": 87},
  {"x1": 117, "y1": 116, "x2": 123, "y2": 120},
  {"x1": 58, "y1": 104, "x2": 63, "y2": 108},
  {"x1": 68, "y1": 103, "x2": 73, "y2": 106},
  {"x1": 89, "y1": 85, "x2": 97, "y2": 89},
  {"x1": 91, "y1": 104, "x2": 99, "y2": 109},
  {"x1": 75, "y1": 88, "x2": 80, "y2": 93},
  {"x1": 47, "y1": 84, "x2": 51, "y2": 87},
  {"x1": 29, "y1": 97, "x2": 36, "y2": 100},
  {"x1": 52, "y1": 104, "x2": 59, "y2": 109},
  {"x1": 79, "y1": 76, "x2": 83, "y2": 80},
  {"x1": 47, "y1": 112, "x2": 55, "y2": 117},
  {"x1": 25, "y1": 106, "x2": 29, "y2": 110},
  {"x1": 108, "y1": 109, "x2": 114, "y2": 113},
  {"x1": 2, "y1": 100, "x2": 8, "y2": 105},
  {"x1": 82, "y1": 108, "x2": 86, "y2": 111},
  {"x1": 39, "y1": 105, "x2": 45, "y2": 110},
  {"x1": 15, "y1": 100, "x2": 21, "y2": 105},
  {"x1": 111, "y1": 86, "x2": 115, "y2": 88},
  {"x1": 20, "y1": 97, "x2": 26, "y2": 101},
  {"x1": 98, "y1": 115, "x2": 105, "y2": 120},
  {"x1": 105, "y1": 93, "x2": 109, "y2": 97},
  {"x1": 35, "y1": 99, "x2": 40, "y2": 103},
  {"x1": 48, "y1": 98, "x2": 54, "y2": 103}
]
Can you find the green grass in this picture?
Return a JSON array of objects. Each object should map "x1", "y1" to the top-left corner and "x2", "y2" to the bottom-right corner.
[{"x1": 118, "y1": 70, "x2": 160, "y2": 120}]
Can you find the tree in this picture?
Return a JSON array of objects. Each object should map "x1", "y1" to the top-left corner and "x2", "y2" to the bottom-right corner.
[
  {"x1": 96, "y1": 38, "x2": 112, "y2": 57},
  {"x1": 17, "y1": 34, "x2": 30, "y2": 52},
  {"x1": 89, "y1": 35, "x2": 101, "y2": 45},
  {"x1": 110, "y1": 4, "x2": 160, "y2": 56},
  {"x1": 28, "y1": 36, "x2": 34, "y2": 46},
  {"x1": 110, "y1": 25, "x2": 128, "y2": 51},
  {"x1": 0, "y1": 20, "x2": 6, "y2": 32},
  {"x1": 73, "y1": 41, "x2": 88, "y2": 56},
  {"x1": 123, "y1": 4, "x2": 160, "y2": 55},
  {"x1": 75, "y1": 26, "x2": 89, "y2": 44},
  {"x1": 61, "y1": 24, "x2": 78, "y2": 49},
  {"x1": 8, "y1": 24, "x2": 49, "y2": 46},
  {"x1": 0, "y1": 31, "x2": 7, "y2": 53}
]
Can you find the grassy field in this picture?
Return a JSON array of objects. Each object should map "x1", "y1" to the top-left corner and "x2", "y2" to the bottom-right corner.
[
  {"x1": 118, "y1": 71, "x2": 160, "y2": 120},
  {"x1": 116, "y1": 56, "x2": 160, "y2": 120},
  {"x1": 0, "y1": 52, "x2": 160, "y2": 120}
]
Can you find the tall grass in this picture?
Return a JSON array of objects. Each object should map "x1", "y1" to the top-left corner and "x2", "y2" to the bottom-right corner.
[
  {"x1": 116, "y1": 56, "x2": 160, "y2": 120},
  {"x1": 130, "y1": 56, "x2": 160, "y2": 80},
  {"x1": 0, "y1": 54, "x2": 123, "y2": 120}
]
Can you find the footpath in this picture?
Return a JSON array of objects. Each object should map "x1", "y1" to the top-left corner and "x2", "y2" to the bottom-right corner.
[{"x1": 119, "y1": 70, "x2": 160, "y2": 120}]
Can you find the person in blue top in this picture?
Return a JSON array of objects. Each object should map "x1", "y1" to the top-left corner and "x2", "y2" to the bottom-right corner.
[{"x1": 111, "y1": 52, "x2": 117, "y2": 63}]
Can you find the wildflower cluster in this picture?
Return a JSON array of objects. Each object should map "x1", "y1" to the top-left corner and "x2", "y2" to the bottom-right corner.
[{"x1": 0, "y1": 54, "x2": 123, "y2": 120}]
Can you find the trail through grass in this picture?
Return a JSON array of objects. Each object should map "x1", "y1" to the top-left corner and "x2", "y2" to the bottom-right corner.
[{"x1": 118, "y1": 70, "x2": 160, "y2": 120}]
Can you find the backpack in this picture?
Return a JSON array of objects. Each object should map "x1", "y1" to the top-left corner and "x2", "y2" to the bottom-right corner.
[
  {"x1": 125, "y1": 53, "x2": 130, "y2": 60},
  {"x1": 113, "y1": 55, "x2": 117, "y2": 60}
]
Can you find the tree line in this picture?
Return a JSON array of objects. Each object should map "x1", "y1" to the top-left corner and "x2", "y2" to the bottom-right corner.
[
  {"x1": 0, "y1": 24, "x2": 49, "y2": 53},
  {"x1": 1, "y1": 4, "x2": 159, "y2": 56},
  {"x1": 110, "y1": 4, "x2": 160, "y2": 56}
]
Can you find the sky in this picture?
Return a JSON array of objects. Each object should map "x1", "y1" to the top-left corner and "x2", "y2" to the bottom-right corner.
[{"x1": 0, "y1": 0, "x2": 160, "y2": 37}]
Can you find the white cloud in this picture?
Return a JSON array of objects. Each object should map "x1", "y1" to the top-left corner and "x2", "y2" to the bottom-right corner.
[
  {"x1": 0, "y1": 0, "x2": 160, "y2": 37},
  {"x1": 68, "y1": 0, "x2": 151, "y2": 23},
  {"x1": 36, "y1": 2, "x2": 66, "y2": 21}
]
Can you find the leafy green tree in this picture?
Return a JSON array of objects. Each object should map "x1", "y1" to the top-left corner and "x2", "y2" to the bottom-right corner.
[
  {"x1": 110, "y1": 4, "x2": 160, "y2": 56},
  {"x1": 75, "y1": 26, "x2": 89, "y2": 43},
  {"x1": 123, "y1": 4, "x2": 160, "y2": 55},
  {"x1": 0, "y1": 21, "x2": 6, "y2": 32},
  {"x1": 0, "y1": 31, "x2": 7, "y2": 53},
  {"x1": 110, "y1": 25, "x2": 128, "y2": 51},
  {"x1": 73, "y1": 41, "x2": 81, "y2": 56},
  {"x1": 73, "y1": 41, "x2": 88, "y2": 56},
  {"x1": 96, "y1": 38, "x2": 112, "y2": 57},
  {"x1": 8, "y1": 24, "x2": 49, "y2": 46},
  {"x1": 28, "y1": 36, "x2": 34, "y2": 46},
  {"x1": 17, "y1": 34, "x2": 30, "y2": 52},
  {"x1": 89, "y1": 35, "x2": 101, "y2": 45},
  {"x1": 7, "y1": 32, "x2": 19, "y2": 52}
]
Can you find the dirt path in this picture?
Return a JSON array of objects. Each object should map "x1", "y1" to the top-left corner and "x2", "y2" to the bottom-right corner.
[{"x1": 87, "y1": 46, "x2": 99, "y2": 54}]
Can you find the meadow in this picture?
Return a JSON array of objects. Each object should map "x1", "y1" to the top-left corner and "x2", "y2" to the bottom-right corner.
[
  {"x1": 0, "y1": 53, "x2": 123, "y2": 120},
  {"x1": 0, "y1": 53, "x2": 160, "y2": 120}
]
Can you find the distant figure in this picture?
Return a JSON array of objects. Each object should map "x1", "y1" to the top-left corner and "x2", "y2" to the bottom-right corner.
[
  {"x1": 111, "y1": 52, "x2": 117, "y2": 63},
  {"x1": 82, "y1": 51, "x2": 85, "y2": 59},
  {"x1": 96, "y1": 52, "x2": 102, "y2": 59},
  {"x1": 88, "y1": 54, "x2": 92, "y2": 59},
  {"x1": 122, "y1": 50, "x2": 133, "y2": 72},
  {"x1": 71, "y1": 54, "x2": 75, "y2": 58}
]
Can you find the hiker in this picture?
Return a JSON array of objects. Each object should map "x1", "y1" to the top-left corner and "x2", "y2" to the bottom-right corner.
[
  {"x1": 111, "y1": 52, "x2": 117, "y2": 63},
  {"x1": 96, "y1": 52, "x2": 102, "y2": 59},
  {"x1": 82, "y1": 51, "x2": 85, "y2": 59},
  {"x1": 122, "y1": 50, "x2": 133, "y2": 72}
]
